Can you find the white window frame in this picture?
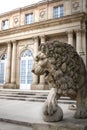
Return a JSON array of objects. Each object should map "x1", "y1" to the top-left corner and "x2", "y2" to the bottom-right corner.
[
  {"x1": 53, "y1": 5, "x2": 64, "y2": 18},
  {"x1": 20, "y1": 50, "x2": 33, "y2": 89},
  {"x1": 25, "y1": 13, "x2": 33, "y2": 24},
  {"x1": 2, "y1": 19, "x2": 9, "y2": 30},
  {"x1": 0, "y1": 54, "x2": 7, "y2": 85}
]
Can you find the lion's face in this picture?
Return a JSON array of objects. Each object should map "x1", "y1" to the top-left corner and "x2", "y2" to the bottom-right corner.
[{"x1": 32, "y1": 51, "x2": 48, "y2": 75}]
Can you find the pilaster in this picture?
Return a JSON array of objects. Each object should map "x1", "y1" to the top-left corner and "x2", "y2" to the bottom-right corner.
[
  {"x1": 40, "y1": 35, "x2": 46, "y2": 85},
  {"x1": 68, "y1": 30, "x2": 74, "y2": 46},
  {"x1": 9, "y1": 40, "x2": 17, "y2": 89},
  {"x1": 5, "y1": 41, "x2": 12, "y2": 84},
  {"x1": 76, "y1": 29, "x2": 83, "y2": 55},
  {"x1": 81, "y1": 29, "x2": 87, "y2": 66},
  {"x1": 31, "y1": 37, "x2": 39, "y2": 86},
  {"x1": 75, "y1": 29, "x2": 86, "y2": 65}
]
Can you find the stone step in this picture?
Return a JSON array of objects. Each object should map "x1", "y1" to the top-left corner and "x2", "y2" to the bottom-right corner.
[{"x1": 0, "y1": 89, "x2": 76, "y2": 104}]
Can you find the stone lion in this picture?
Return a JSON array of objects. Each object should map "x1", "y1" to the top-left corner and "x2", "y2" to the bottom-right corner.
[{"x1": 32, "y1": 40, "x2": 87, "y2": 122}]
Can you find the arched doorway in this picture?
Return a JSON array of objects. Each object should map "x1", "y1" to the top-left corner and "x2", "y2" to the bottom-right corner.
[
  {"x1": 20, "y1": 50, "x2": 33, "y2": 89},
  {"x1": 0, "y1": 54, "x2": 7, "y2": 85}
]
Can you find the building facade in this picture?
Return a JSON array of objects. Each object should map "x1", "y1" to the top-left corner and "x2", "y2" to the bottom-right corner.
[{"x1": 0, "y1": 0, "x2": 87, "y2": 90}]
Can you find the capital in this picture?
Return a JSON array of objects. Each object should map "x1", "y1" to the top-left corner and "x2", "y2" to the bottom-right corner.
[
  {"x1": 7, "y1": 40, "x2": 12, "y2": 44},
  {"x1": 74, "y1": 29, "x2": 82, "y2": 35},
  {"x1": 40, "y1": 35, "x2": 46, "y2": 44},
  {"x1": 12, "y1": 40, "x2": 17, "y2": 44},
  {"x1": 66, "y1": 30, "x2": 73, "y2": 35}
]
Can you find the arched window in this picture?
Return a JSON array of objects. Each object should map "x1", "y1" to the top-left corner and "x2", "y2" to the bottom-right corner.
[
  {"x1": 0, "y1": 54, "x2": 7, "y2": 84},
  {"x1": 20, "y1": 50, "x2": 33, "y2": 89}
]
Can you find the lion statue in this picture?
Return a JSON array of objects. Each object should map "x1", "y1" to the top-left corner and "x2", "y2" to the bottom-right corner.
[{"x1": 32, "y1": 40, "x2": 87, "y2": 122}]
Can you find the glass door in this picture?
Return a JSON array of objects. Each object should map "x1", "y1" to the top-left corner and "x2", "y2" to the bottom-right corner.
[
  {"x1": 0, "y1": 54, "x2": 6, "y2": 85},
  {"x1": 20, "y1": 50, "x2": 33, "y2": 89}
]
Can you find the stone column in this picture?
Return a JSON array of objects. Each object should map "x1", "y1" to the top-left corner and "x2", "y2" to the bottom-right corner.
[
  {"x1": 81, "y1": 29, "x2": 86, "y2": 65},
  {"x1": 11, "y1": 40, "x2": 17, "y2": 85},
  {"x1": 5, "y1": 41, "x2": 12, "y2": 83},
  {"x1": 40, "y1": 35, "x2": 46, "y2": 85},
  {"x1": 68, "y1": 30, "x2": 73, "y2": 46},
  {"x1": 32, "y1": 37, "x2": 39, "y2": 85},
  {"x1": 76, "y1": 29, "x2": 83, "y2": 55}
]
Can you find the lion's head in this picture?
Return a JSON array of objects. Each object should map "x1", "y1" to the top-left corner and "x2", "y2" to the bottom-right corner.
[{"x1": 32, "y1": 51, "x2": 48, "y2": 75}]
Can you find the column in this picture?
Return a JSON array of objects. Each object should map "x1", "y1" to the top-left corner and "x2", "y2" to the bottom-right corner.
[
  {"x1": 76, "y1": 29, "x2": 83, "y2": 55},
  {"x1": 68, "y1": 30, "x2": 74, "y2": 46},
  {"x1": 11, "y1": 40, "x2": 17, "y2": 84},
  {"x1": 5, "y1": 41, "x2": 12, "y2": 83},
  {"x1": 81, "y1": 29, "x2": 86, "y2": 65},
  {"x1": 40, "y1": 35, "x2": 46, "y2": 85},
  {"x1": 32, "y1": 37, "x2": 39, "y2": 85}
]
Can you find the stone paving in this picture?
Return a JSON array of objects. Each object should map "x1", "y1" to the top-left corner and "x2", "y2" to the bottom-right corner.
[
  {"x1": 0, "y1": 121, "x2": 32, "y2": 130},
  {"x1": 0, "y1": 97, "x2": 86, "y2": 130}
]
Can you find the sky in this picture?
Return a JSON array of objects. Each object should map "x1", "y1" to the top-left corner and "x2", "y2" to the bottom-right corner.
[{"x1": 0, "y1": 0, "x2": 41, "y2": 14}]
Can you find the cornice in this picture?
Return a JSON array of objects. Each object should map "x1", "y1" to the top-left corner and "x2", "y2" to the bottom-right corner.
[
  {"x1": 0, "y1": 0, "x2": 60, "y2": 17},
  {"x1": 0, "y1": 13, "x2": 85, "y2": 37}
]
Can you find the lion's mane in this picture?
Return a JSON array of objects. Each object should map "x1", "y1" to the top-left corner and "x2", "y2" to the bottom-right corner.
[{"x1": 39, "y1": 40, "x2": 87, "y2": 98}]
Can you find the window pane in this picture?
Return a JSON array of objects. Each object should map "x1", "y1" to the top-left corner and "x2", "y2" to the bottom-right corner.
[
  {"x1": 2, "y1": 20, "x2": 9, "y2": 30},
  {"x1": 27, "y1": 60, "x2": 33, "y2": 84},
  {"x1": 20, "y1": 60, "x2": 26, "y2": 84},
  {"x1": 53, "y1": 5, "x2": 64, "y2": 18},
  {"x1": 54, "y1": 7, "x2": 58, "y2": 18},
  {"x1": 0, "y1": 54, "x2": 7, "y2": 84},
  {"x1": 20, "y1": 50, "x2": 33, "y2": 85},
  {"x1": 1, "y1": 54, "x2": 7, "y2": 60},
  {"x1": 25, "y1": 13, "x2": 33, "y2": 24},
  {"x1": 22, "y1": 50, "x2": 33, "y2": 57},
  {"x1": 60, "y1": 5, "x2": 64, "y2": 17},
  {"x1": 0, "y1": 63, "x2": 4, "y2": 83}
]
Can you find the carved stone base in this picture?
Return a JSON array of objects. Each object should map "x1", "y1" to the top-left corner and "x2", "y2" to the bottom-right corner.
[
  {"x1": 3, "y1": 83, "x2": 17, "y2": 89},
  {"x1": 42, "y1": 104, "x2": 63, "y2": 122},
  {"x1": 31, "y1": 84, "x2": 49, "y2": 90}
]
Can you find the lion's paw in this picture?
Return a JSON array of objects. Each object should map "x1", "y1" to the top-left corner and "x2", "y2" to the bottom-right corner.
[
  {"x1": 42, "y1": 102, "x2": 63, "y2": 122},
  {"x1": 74, "y1": 106, "x2": 87, "y2": 119}
]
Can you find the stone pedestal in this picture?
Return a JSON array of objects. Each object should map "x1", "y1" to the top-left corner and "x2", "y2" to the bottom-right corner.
[
  {"x1": 33, "y1": 122, "x2": 87, "y2": 130},
  {"x1": 31, "y1": 84, "x2": 49, "y2": 90},
  {"x1": 3, "y1": 83, "x2": 17, "y2": 89}
]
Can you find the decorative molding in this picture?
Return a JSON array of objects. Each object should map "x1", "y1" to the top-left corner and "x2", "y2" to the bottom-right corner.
[
  {"x1": 72, "y1": 2, "x2": 79, "y2": 10},
  {"x1": 11, "y1": 40, "x2": 17, "y2": 45},
  {"x1": 0, "y1": 13, "x2": 85, "y2": 38},
  {"x1": 40, "y1": 35, "x2": 46, "y2": 43},
  {"x1": 17, "y1": 44, "x2": 34, "y2": 59},
  {"x1": 13, "y1": 15, "x2": 20, "y2": 27},
  {"x1": 72, "y1": 1, "x2": 80, "y2": 13},
  {"x1": 39, "y1": 8, "x2": 47, "y2": 21},
  {"x1": 17, "y1": 39, "x2": 34, "y2": 59},
  {"x1": 0, "y1": 47, "x2": 7, "y2": 57},
  {"x1": 14, "y1": 18, "x2": 18, "y2": 23},
  {"x1": 39, "y1": 10, "x2": 45, "y2": 18},
  {"x1": 74, "y1": 29, "x2": 82, "y2": 34},
  {"x1": 66, "y1": 30, "x2": 74, "y2": 35}
]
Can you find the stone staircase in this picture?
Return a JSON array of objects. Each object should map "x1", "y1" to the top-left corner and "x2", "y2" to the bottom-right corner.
[{"x1": 0, "y1": 89, "x2": 76, "y2": 104}]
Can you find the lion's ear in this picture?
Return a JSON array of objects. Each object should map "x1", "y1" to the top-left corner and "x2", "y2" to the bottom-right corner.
[{"x1": 61, "y1": 63, "x2": 66, "y2": 72}]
